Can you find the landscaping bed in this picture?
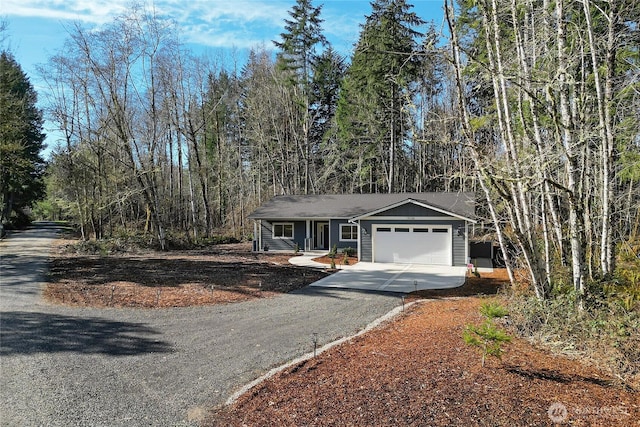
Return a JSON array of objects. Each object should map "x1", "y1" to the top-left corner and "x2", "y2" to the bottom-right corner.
[
  {"x1": 46, "y1": 241, "x2": 330, "y2": 308},
  {"x1": 207, "y1": 272, "x2": 639, "y2": 426},
  {"x1": 311, "y1": 253, "x2": 359, "y2": 266}
]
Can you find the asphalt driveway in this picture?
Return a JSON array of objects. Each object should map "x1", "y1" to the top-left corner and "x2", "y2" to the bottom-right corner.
[
  {"x1": 0, "y1": 223, "x2": 401, "y2": 426},
  {"x1": 310, "y1": 262, "x2": 467, "y2": 293}
]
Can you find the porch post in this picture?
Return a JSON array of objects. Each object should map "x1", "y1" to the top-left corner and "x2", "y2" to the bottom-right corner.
[
  {"x1": 306, "y1": 220, "x2": 311, "y2": 251},
  {"x1": 465, "y1": 222, "x2": 470, "y2": 265},
  {"x1": 258, "y1": 220, "x2": 262, "y2": 251}
]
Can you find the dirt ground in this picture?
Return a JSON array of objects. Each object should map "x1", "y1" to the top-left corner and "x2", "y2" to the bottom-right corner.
[
  {"x1": 46, "y1": 242, "x2": 638, "y2": 426},
  {"x1": 46, "y1": 242, "x2": 329, "y2": 307}
]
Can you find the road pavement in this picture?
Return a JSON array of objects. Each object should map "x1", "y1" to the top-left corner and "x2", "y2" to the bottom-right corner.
[{"x1": 0, "y1": 223, "x2": 401, "y2": 426}]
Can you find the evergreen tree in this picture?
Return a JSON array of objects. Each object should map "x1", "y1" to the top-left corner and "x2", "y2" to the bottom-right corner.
[
  {"x1": 274, "y1": 0, "x2": 328, "y2": 193},
  {"x1": 274, "y1": 0, "x2": 327, "y2": 86},
  {"x1": 0, "y1": 51, "x2": 46, "y2": 225},
  {"x1": 309, "y1": 47, "x2": 345, "y2": 143},
  {"x1": 311, "y1": 47, "x2": 347, "y2": 191},
  {"x1": 336, "y1": 0, "x2": 424, "y2": 192}
]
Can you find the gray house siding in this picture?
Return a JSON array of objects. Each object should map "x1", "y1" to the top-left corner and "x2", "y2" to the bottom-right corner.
[
  {"x1": 259, "y1": 220, "x2": 306, "y2": 251},
  {"x1": 451, "y1": 221, "x2": 467, "y2": 265},
  {"x1": 359, "y1": 218, "x2": 467, "y2": 266},
  {"x1": 360, "y1": 221, "x2": 373, "y2": 262},
  {"x1": 329, "y1": 219, "x2": 359, "y2": 252},
  {"x1": 376, "y1": 204, "x2": 445, "y2": 217}
]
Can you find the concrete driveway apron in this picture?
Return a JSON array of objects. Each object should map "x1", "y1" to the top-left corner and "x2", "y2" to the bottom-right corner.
[{"x1": 310, "y1": 262, "x2": 467, "y2": 293}]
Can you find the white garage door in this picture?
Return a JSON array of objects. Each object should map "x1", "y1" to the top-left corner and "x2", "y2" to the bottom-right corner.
[{"x1": 373, "y1": 225, "x2": 452, "y2": 265}]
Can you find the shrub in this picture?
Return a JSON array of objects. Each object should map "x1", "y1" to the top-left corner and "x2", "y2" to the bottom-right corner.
[
  {"x1": 464, "y1": 300, "x2": 511, "y2": 367},
  {"x1": 343, "y1": 247, "x2": 356, "y2": 257},
  {"x1": 506, "y1": 286, "x2": 640, "y2": 387},
  {"x1": 463, "y1": 320, "x2": 512, "y2": 367},
  {"x1": 328, "y1": 244, "x2": 338, "y2": 258},
  {"x1": 480, "y1": 301, "x2": 509, "y2": 318}
]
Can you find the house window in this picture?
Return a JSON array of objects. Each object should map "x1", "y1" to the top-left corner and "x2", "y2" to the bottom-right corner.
[
  {"x1": 340, "y1": 224, "x2": 358, "y2": 241},
  {"x1": 273, "y1": 223, "x2": 294, "y2": 239}
]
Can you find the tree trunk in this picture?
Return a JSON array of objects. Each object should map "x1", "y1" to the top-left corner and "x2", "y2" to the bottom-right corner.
[{"x1": 556, "y1": 0, "x2": 586, "y2": 302}]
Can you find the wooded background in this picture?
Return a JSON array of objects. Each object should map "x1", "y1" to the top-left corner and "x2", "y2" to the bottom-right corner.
[{"x1": 3, "y1": 0, "x2": 638, "y2": 301}]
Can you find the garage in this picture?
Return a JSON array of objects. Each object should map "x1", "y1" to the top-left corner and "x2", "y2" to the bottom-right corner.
[{"x1": 373, "y1": 225, "x2": 452, "y2": 265}]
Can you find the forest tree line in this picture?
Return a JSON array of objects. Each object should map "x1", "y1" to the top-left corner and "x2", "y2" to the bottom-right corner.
[
  {"x1": 39, "y1": 0, "x2": 478, "y2": 244},
  {"x1": 3, "y1": 0, "x2": 638, "y2": 301}
]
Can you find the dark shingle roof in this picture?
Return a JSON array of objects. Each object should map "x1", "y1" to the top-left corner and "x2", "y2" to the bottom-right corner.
[{"x1": 248, "y1": 192, "x2": 475, "y2": 220}]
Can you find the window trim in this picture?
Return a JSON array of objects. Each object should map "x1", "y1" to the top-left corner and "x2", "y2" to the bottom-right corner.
[
  {"x1": 339, "y1": 224, "x2": 358, "y2": 242},
  {"x1": 273, "y1": 222, "x2": 294, "y2": 239}
]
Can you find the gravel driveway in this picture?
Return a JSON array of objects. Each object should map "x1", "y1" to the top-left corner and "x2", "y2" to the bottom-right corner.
[{"x1": 0, "y1": 223, "x2": 401, "y2": 426}]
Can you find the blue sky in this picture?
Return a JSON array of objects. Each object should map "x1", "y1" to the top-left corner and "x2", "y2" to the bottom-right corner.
[
  {"x1": 4, "y1": 0, "x2": 447, "y2": 81},
  {"x1": 2, "y1": 0, "x2": 446, "y2": 153}
]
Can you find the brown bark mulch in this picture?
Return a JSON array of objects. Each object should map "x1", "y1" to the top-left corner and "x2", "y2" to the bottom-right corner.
[
  {"x1": 312, "y1": 254, "x2": 359, "y2": 266},
  {"x1": 45, "y1": 242, "x2": 329, "y2": 308},
  {"x1": 208, "y1": 294, "x2": 639, "y2": 426}
]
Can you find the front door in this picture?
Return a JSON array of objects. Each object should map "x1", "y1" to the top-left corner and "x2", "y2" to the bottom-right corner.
[
  {"x1": 316, "y1": 222, "x2": 329, "y2": 250},
  {"x1": 322, "y1": 224, "x2": 329, "y2": 250}
]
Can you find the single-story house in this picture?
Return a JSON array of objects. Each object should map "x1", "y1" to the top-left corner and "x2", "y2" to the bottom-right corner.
[{"x1": 248, "y1": 192, "x2": 476, "y2": 266}]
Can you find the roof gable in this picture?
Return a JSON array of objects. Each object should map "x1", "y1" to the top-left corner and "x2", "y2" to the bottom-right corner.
[
  {"x1": 249, "y1": 193, "x2": 476, "y2": 221},
  {"x1": 369, "y1": 203, "x2": 445, "y2": 217},
  {"x1": 350, "y1": 198, "x2": 476, "y2": 222}
]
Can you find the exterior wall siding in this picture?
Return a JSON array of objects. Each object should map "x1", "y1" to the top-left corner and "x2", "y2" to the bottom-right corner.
[
  {"x1": 360, "y1": 221, "x2": 373, "y2": 262},
  {"x1": 259, "y1": 220, "x2": 306, "y2": 252},
  {"x1": 329, "y1": 220, "x2": 359, "y2": 252},
  {"x1": 377, "y1": 204, "x2": 446, "y2": 217}
]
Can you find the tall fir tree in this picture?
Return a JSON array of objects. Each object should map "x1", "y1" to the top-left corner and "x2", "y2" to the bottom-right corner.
[
  {"x1": 0, "y1": 51, "x2": 46, "y2": 225},
  {"x1": 336, "y1": 0, "x2": 424, "y2": 193},
  {"x1": 274, "y1": 0, "x2": 328, "y2": 194}
]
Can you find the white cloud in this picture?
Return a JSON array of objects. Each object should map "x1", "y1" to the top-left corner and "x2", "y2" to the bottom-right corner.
[
  {"x1": 2, "y1": 0, "x2": 129, "y2": 24},
  {"x1": 158, "y1": 1, "x2": 289, "y2": 49},
  {"x1": 3, "y1": 0, "x2": 291, "y2": 49}
]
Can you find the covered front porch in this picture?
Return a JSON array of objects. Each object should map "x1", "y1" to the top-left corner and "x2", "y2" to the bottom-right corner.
[
  {"x1": 253, "y1": 219, "x2": 341, "y2": 252},
  {"x1": 307, "y1": 220, "x2": 330, "y2": 251}
]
